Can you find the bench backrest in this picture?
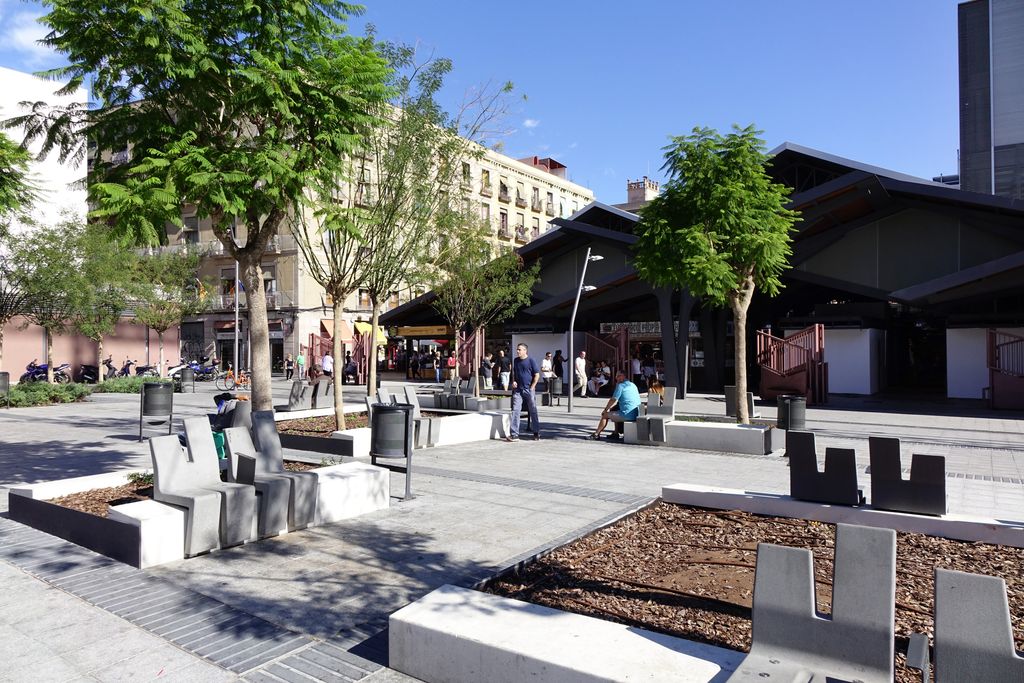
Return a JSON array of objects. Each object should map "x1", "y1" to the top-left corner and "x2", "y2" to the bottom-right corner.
[
  {"x1": 182, "y1": 417, "x2": 227, "y2": 486},
  {"x1": 647, "y1": 386, "x2": 676, "y2": 416},
  {"x1": 747, "y1": 523, "x2": 895, "y2": 681},
  {"x1": 868, "y1": 436, "x2": 946, "y2": 515},
  {"x1": 251, "y1": 410, "x2": 285, "y2": 474},
  {"x1": 403, "y1": 386, "x2": 423, "y2": 418}
]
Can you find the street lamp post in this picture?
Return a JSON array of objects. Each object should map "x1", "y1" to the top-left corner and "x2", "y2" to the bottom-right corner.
[{"x1": 567, "y1": 248, "x2": 603, "y2": 413}]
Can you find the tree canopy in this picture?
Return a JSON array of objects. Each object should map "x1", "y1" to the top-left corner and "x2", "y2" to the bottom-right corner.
[
  {"x1": 0, "y1": 133, "x2": 37, "y2": 237},
  {"x1": 634, "y1": 124, "x2": 800, "y2": 422},
  {"x1": 12, "y1": 0, "x2": 392, "y2": 408}
]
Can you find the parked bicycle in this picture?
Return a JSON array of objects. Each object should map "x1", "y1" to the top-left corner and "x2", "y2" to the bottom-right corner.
[{"x1": 215, "y1": 365, "x2": 250, "y2": 391}]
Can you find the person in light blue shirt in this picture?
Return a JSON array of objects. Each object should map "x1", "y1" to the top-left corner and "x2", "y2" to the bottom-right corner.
[{"x1": 588, "y1": 371, "x2": 641, "y2": 441}]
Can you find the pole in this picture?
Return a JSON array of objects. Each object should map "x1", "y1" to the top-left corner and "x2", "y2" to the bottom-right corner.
[
  {"x1": 233, "y1": 258, "x2": 239, "y2": 375},
  {"x1": 567, "y1": 247, "x2": 592, "y2": 414}
]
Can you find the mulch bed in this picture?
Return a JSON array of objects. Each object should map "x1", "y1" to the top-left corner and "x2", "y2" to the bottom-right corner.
[
  {"x1": 278, "y1": 413, "x2": 369, "y2": 436},
  {"x1": 484, "y1": 501, "x2": 1023, "y2": 682},
  {"x1": 48, "y1": 481, "x2": 155, "y2": 518}
]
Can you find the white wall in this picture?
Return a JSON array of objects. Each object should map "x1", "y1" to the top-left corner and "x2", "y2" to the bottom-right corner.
[
  {"x1": 0, "y1": 67, "x2": 88, "y2": 230},
  {"x1": 820, "y1": 329, "x2": 882, "y2": 395},
  {"x1": 946, "y1": 327, "x2": 1024, "y2": 399},
  {"x1": 510, "y1": 333, "x2": 566, "y2": 363}
]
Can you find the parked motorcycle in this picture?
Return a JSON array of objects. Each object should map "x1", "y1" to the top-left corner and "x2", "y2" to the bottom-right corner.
[
  {"x1": 135, "y1": 363, "x2": 160, "y2": 378},
  {"x1": 76, "y1": 364, "x2": 99, "y2": 384},
  {"x1": 19, "y1": 359, "x2": 71, "y2": 384},
  {"x1": 102, "y1": 356, "x2": 117, "y2": 380},
  {"x1": 193, "y1": 357, "x2": 219, "y2": 381},
  {"x1": 118, "y1": 359, "x2": 136, "y2": 377}
]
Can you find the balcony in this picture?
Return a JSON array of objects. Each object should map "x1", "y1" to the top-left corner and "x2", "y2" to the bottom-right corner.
[
  {"x1": 498, "y1": 188, "x2": 511, "y2": 203},
  {"x1": 110, "y1": 150, "x2": 130, "y2": 166},
  {"x1": 531, "y1": 199, "x2": 543, "y2": 212},
  {"x1": 480, "y1": 185, "x2": 492, "y2": 198},
  {"x1": 531, "y1": 228, "x2": 541, "y2": 240},
  {"x1": 545, "y1": 201, "x2": 555, "y2": 216},
  {"x1": 214, "y1": 289, "x2": 295, "y2": 310},
  {"x1": 514, "y1": 225, "x2": 528, "y2": 243},
  {"x1": 497, "y1": 226, "x2": 512, "y2": 239},
  {"x1": 354, "y1": 187, "x2": 377, "y2": 207},
  {"x1": 515, "y1": 196, "x2": 527, "y2": 209}
]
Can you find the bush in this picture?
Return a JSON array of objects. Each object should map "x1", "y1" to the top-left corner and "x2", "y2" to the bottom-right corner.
[
  {"x1": 9, "y1": 382, "x2": 93, "y2": 407},
  {"x1": 92, "y1": 376, "x2": 171, "y2": 394}
]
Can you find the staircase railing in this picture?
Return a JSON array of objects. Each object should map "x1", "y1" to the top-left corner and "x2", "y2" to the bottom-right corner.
[
  {"x1": 585, "y1": 325, "x2": 629, "y2": 377},
  {"x1": 756, "y1": 324, "x2": 827, "y2": 404},
  {"x1": 987, "y1": 329, "x2": 1024, "y2": 377}
]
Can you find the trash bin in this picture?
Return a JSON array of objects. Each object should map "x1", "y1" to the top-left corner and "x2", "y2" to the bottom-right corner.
[
  {"x1": 179, "y1": 366, "x2": 195, "y2": 393},
  {"x1": 139, "y1": 381, "x2": 174, "y2": 441},
  {"x1": 370, "y1": 402, "x2": 414, "y2": 500},
  {"x1": 777, "y1": 394, "x2": 807, "y2": 431}
]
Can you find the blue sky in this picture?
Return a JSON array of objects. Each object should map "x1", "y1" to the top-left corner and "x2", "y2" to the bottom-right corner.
[{"x1": 1, "y1": 0, "x2": 964, "y2": 203}]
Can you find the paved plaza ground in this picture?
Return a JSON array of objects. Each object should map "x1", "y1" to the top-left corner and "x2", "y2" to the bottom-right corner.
[{"x1": 1, "y1": 377, "x2": 1022, "y2": 681}]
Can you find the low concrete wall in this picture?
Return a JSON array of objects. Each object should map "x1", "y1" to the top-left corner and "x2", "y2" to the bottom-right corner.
[
  {"x1": 662, "y1": 483, "x2": 1024, "y2": 548},
  {"x1": 432, "y1": 411, "x2": 509, "y2": 445},
  {"x1": 389, "y1": 584, "x2": 742, "y2": 683},
  {"x1": 625, "y1": 421, "x2": 782, "y2": 456},
  {"x1": 314, "y1": 462, "x2": 390, "y2": 525}
]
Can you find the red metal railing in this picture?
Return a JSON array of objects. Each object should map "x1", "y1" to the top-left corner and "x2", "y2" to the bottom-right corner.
[
  {"x1": 987, "y1": 328, "x2": 1024, "y2": 377},
  {"x1": 756, "y1": 324, "x2": 827, "y2": 404}
]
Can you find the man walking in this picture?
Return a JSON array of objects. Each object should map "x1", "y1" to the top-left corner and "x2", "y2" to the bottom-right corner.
[
  {"x1": 574, "y1": 350, "x2": 588, "y2": 397},
  {"x1": 506, "y1": 343, "x2": 540, "y2": 441},
  {"x1": 496, "y1": 349, "x2": 512, "y2": 391}
]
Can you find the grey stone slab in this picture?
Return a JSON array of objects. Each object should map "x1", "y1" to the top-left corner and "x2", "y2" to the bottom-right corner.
[{"x1": 223, "y1": 635, "x2": 309, "y2": 673}]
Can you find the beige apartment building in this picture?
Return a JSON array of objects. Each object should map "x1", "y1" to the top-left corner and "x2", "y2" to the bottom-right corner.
[{"x1": 171, "y1": 146, "x2": 593, "y2": 371}]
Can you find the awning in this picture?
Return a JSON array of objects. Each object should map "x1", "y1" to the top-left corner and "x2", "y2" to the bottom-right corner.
[
  {"x1": 354, "y1": 321, "x2": 387, "y2": 344},
  {"x1": 321, "y1": 318, "x2": 354, "y2": 343}
]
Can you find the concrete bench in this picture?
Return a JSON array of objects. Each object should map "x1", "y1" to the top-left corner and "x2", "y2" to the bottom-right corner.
[
  {"x1": 728, "y1": 523, "x2": 896, "y2": 683},
  {"x1": 390, "y1": 584, "x2": 743, "y2": 683},
  {"x1": 180, "y1": 418, "x2": 258, "y2": 548},
  {"x1": 107, "y1": 499, "x2": 186, "y2": 569},
  {"x1": 788, "y1": 430, "x2": 864, "y2": 506},
  {"x1": 868, "y1": 436, "x2": 946, "y2": 516},
  {"x1": 313, "y1": 462, "x2": 390, "y2": 525},
  {"x1": 932, "y1": 568, "x2": 1024, "y2": 682},
  {"x1": 634, "y1": 386, "x2": 677, "y2": 444},
  {"x1": 248, "y1": 411, "x2": 319, "y2": 531}
]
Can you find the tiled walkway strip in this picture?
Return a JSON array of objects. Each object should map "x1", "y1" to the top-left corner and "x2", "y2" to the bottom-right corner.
[{"x1": 0, "y1": 517, "x2": 382, "y2": 681}]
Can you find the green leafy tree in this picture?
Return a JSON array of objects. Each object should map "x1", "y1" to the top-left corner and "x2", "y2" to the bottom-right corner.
[
  {"x1": 71, "y1": 224, "x2": 134, "y2": 375},
  {"x1": 0, "y1": 133, "x2": 37, "y2": 237},
  {"x1": 0, "y1": 240, "x2": 30, "y2": 372},
  {"x1": 350, "y1": 43, "x2": 515, "y2": 393},
  {"x1": 12, "y1": 0, "x2": 391, "y2": 409},
  {"x1": 634, "y1": 125, "x2": 800, "y2": 424},
  {"x1": 131, "y1": 250, "x2": 210, "y2": 377},
  {"x1": 461, "y1": 252, "x2": 540, "y2": 398},
  {"x1": 12, "y1": 221, "x2": 85, "y2": 382}
]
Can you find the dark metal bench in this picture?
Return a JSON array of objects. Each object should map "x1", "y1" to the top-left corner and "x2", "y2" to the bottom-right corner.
[
  {"x1": 788, "y1": 430, "x2": 864, "y2": 506},
  {"x1": 868, "y1": 436, "x2": 946, "y2": 516}
]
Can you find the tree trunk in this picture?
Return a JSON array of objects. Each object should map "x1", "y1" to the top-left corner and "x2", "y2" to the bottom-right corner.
[
  {"x1": 239, "y1": 258, "x2": 272, "y2": 410},
  {"x1": 0, "y1": 325, "x2": 5, "y2": 373},
  {"x1": 676, "y1": 289, "x2": 695, "y2": 398},
  {"x1": 332, "y1": 297, "x2": 347, "y2": 431},
  {"x1": 655, "y1": 287, "x2": 681, "y2": 390},
  {"x1": 157, "y1": 331, "x2": 165, "y2": 378},
  {"x1": 97, "y1": 337, "x2": 104, "y2": 383},
  {"x1": 46, "y1": 328, "x2": 54, "y2": 384},
  {"x1": 474, "y1": 328, "x2": 481, "y2": 398},
  {"x1": 730, "y1": 278, "x2": 756, "y2": 425},
  {"x1": 366, "y1": 301, "x2": 380, "y2": 396}
]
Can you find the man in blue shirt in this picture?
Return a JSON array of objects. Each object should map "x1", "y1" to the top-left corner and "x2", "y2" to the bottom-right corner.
[
  {"x1": 588, "y1": 370, "x2": 641, "y2": 441},
  {"x1": 506, "y1": 343, "x2": 541, "y2": 441}
]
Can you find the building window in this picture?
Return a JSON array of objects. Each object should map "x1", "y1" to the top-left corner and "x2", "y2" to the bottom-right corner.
[
  {"x1": 462, "y1": 162, "x2": 471, "y2": 185},
  {"x1": 498, "y1": 177, "x2": 510, "y2": 202},
  {"x1": 181, "y1": 215, "x2": 200, "y2": 244},
  {"x1": 480, "y1": 169, "x2": 492, "y2": 197},
  {"x1": 531, "y1": 187, "x2": 541, "y2": 211},
  {"x1": 358, "y1": 289, "x2": 371, "y2": 308},
  {"x1": 389, "y1": 291, "x2": 400, "y2": 309},
  {"x1": 480, "y1": 202, "x2": 490, "y2": 221},
  {"x1": 531, "y1": 216, "x2": 540, "y2": 237},
  {"x1": 498, "y1": 209, "x2": 509, "y2": 237},
  {"x1": 220, "y1": 269, "x2": 236, "y2": 296}
]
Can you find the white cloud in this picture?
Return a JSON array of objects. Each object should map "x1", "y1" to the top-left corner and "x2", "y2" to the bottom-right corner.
[
  {"x1": 522, "y1": 118, "x2": 540, "y2": 129},
  {"x1": 569, "y1": 142, "x2": 578, "y2": 149},
  {"x1": 8, "y1": 11, "x2": 55, "y2": 67}
]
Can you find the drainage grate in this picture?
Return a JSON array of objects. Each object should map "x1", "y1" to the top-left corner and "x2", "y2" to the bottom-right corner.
[{"x1": 863, "y1": 467, "x2": 1023, "y2": 485}]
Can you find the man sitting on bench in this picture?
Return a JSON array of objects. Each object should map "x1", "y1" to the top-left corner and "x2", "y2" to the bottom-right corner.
[{"x1": 588, "y1": 371, "x2": 640, "y2": 442}]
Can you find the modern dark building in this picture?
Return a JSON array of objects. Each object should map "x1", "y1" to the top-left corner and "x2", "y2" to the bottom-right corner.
[
  {"x1": 383, "y1": 143, "x2": 1024, "y2": 404},
  {"x1": 959, "y1": 0, "x2": 1024, "y2": 199}
]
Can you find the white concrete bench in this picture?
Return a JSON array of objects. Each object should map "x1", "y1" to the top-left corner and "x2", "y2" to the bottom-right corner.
[
  {"x1": 313, "y1": 462, "x2": 389, "y2": 525},
  {"x1": 390, "y1": 584, "x2": 743, "y2": 683},
  {"x1": 107, "y1": 499, "x2": 186, "y2": 569},
  {"x1": 330, "y1": 427, "x2": 371, "y2": 458}
]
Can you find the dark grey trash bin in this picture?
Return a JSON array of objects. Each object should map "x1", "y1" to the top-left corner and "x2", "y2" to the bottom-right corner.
[
  {"x1": 139, "y1": 381, "x2": 174, "y2": 441},
  {"x1": 0, "y1": 371, "x2": 9, "y2": 409},
  {"x1": 178, "y1": 367, "x2": 195, "y2": 393},
  {"x1": 370, "y1": 402, "x2": 414, "y2": 500},
  {"x1": 778, "y1": 395, "x2": 806, "y2": 431}
]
